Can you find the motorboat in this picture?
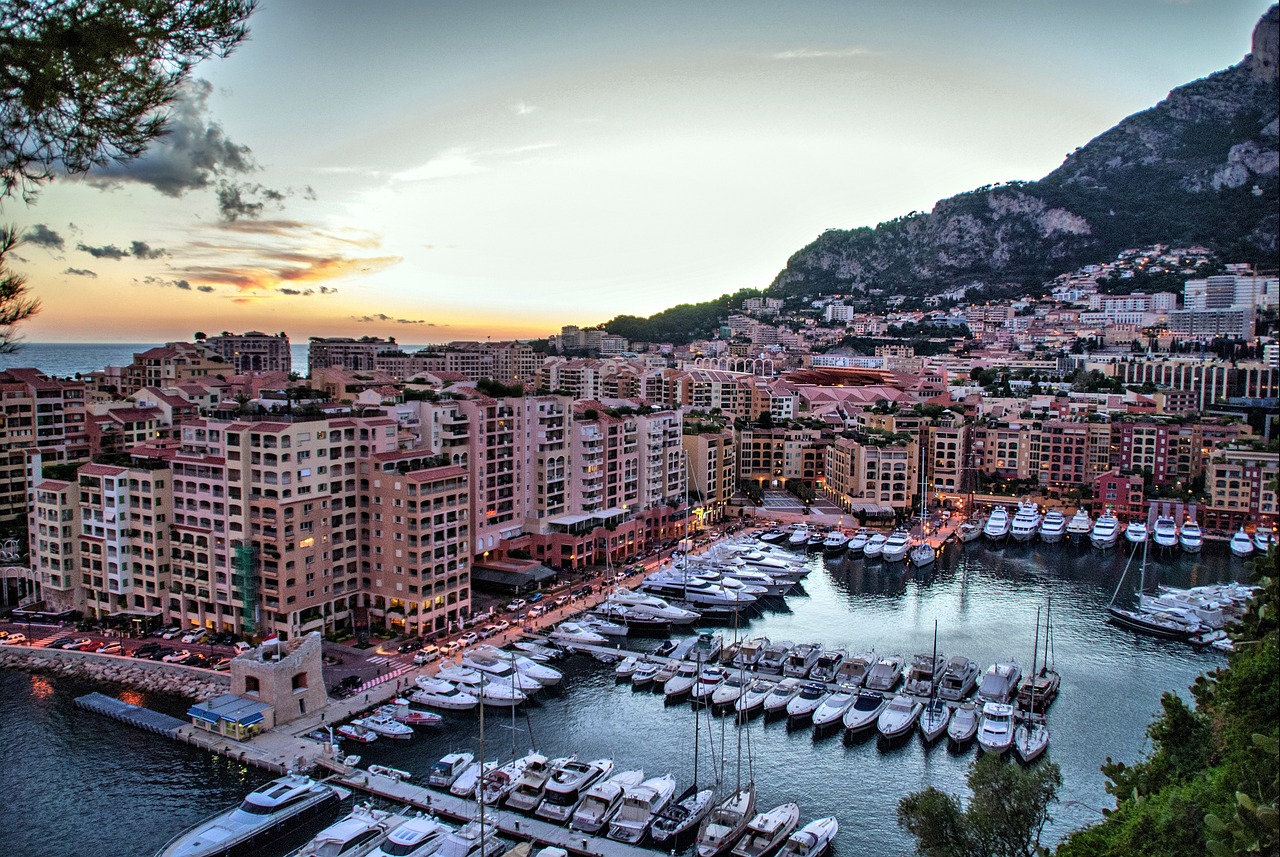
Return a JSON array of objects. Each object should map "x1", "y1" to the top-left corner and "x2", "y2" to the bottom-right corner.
[
  {"x1": 983, "y1": 507, "x2": 1011, "y2": 541},
  {"x1": 367, "y1": 814, "x2": 450, "y2": 857},
  {"x1": 436, "y1": 659, "x2": 484, "y2": 685},
  {"x1": 1013, "y1": 714, "x2": 1050, "y2": 763},
  {"x1": 782, "y1": 643, "x2": 822, "y2": 678},
  {"x1": 412, "y1": 677, "x2": 479, "y2": 711},
  {"x1": 1090, "y1": 512, "x2": 1120, "y2": 549},
  {"x1": 1179, "y1": 521, "x2": 1203, "y2": 554},
  {"x1": 821, "y1": 531, "x2": 849, "y2": 557},
  {"x1": 1010, "y1": 502, "x2": 1042, "y2": 542},
  {"x1": 880, "y1": 530, "x2": 910, "y2": 563},
  {"x1": 908, "y1": 540, "x2": 937, "y2": 569},
  {"x1": 761, "y1": 678, "x2": 804, "y2": 718},
  {"x1": 735, "y1": 678, "x2": 777, "y2": 718},
  {"x1": 1038, "y1": 510, "x2": 1066, "y2": 544},
  {"x1": 548, "y1": 623, "x2": 608, "y2": 647},
  {"x1": 1065, "y1": 508, "x2": 1093, "y2": 543},
  {"x1": 730, "y1": 803, "x2": 800, "y2": 857},
  {"x1": 845, "y1": 531, "x2": 869, "y2": 555},
  {"x1": 876, "y1": 694, "x2": 923, "y2": 740},
  {"x1": 862, "y1": 533, "x2": 887, "y2": 559},
  {"x1": 512, "y1": 641, "x2": 562, "y2": 662},
  {"x1": 1141, "y1": 588, "x2": 1229, "y2": 630},
  {"x1": 663, "y1": 662, "x2": 701, "y2": 701},
  {"x1": 810, "y1": 684, "x2": 859, "y2": 732},
  {"x1": 353, "y1": 713, "x2": 414, "y2": 740},
  {"x1": 451, "y1": 760, "x2": 496, "y2": 799},
  {"x1": 428, "y1": 753, "x2": 475, "y2": 790},
  {"x1": 536, "y1": 758, "x2": 615, "y2": 823},
  {"x1": 479, "y1": 755, "x2": 535, "y2": 807},
  {"x1": 734, "y1": 637, "x2": 770, "y2": 669},
  {"x1": 786, "y1": 526, "x2": 811, "y2": 550},
  {"x1": 977, "y1": 702, "x2": 1015, "y2": 755},
  {"x1": 436, "y1": 820, "x2": 502, "y2": 857},
  {"x1": 976, "y1": 661, "x2": 1022, "y2": 705},
  {"x1": 1016, "y1": 665, "x2": 1061, "y2": 713},
  {"x1": 606, "y1": 588, "x2": 702, "y2": 623},
  {"x1": 756, "y1": 640, "x2": 794, "y2": 675},
  {"x1": 504, "y1": 753, "x2": 568, "y2": 813},
  {"x1": 651, "y1": 787, "x2": 716, "y2": 850},
  {"x1": 841, "y1": 690, "x2": 889, "y2": 736},
  {"x1": 784, "y1": 681, "x2": 829, "y2": 726},
  {"x1": 1152, "y1": 517, "x2": 1179, "y2": 552},
  {"x1": 776, "y1": 817, "x2": 838, "y2": 857},
  {"x1": 336, "y1": 723, "x2": 379, "y2": 744},
  {"x1": 614, "y1": 657, "x2": 640, "y2": 681},
  {"x1": 643, "y1": 572, "x2": 759, "y2": 609},
  {"x1": 936, "y1": 656, "x2": 979, "y2": 702},
  {"x1": 956, "y1": 521, "x2": 982, "y2": 544},
  {"x1": 718, "y1": 640, "x2": 742, "y2": 668},
  {"x1": 470, "y1": 645, "x2": 564, "y2": 687},
  {"x1": 675, "y1": 631, "x2": 725, "y2": 664},
  {"x1": 652, "y1": 660, "x2": 682, "y2": 689},
  {"x1": 454, "y1": 674, "x2": 527, "y2": 708},
  {"x1": 946, "y1": 701, "x2": 979, "y2": 747},
  {"x1": 607, "y1": 773, "x2": 677, "y2": 843},
  {"x1": 295, "y1": 803, "x2": 405, "y2": 857},
  {"x1": 863, "y1": 655, "x2": 906, "y2": 692},
  {"x1": 1256, "y1": 525, "x2": 1275, "y2": 553},
  {"x1": 833, "y1": 651, "x2": 875, "y2": 687},
  {"x1": 630, "y1": 660, "x2": 662, "y2": 690},
  {"x1": 901, "y1": 652, "x2": 945, "y2": 697},
  {"x1": 711, "y1": 672, "x2": 751, "y2": 710},
  {"x1": 1107, "y1": 604, "x2": 1200, "y2": 640},
  {"x1": 383, "y1": 701, "x2": 443, "y2": 727},
  {"x1": 1124, "y1": 520, "x2": 1148, "y2": 548},
  {"x1": 157, "y1": 774, "x2": 348, "y2": 857},
  {"x1": 807, "y1": 649, "x2": 847, "y2": 684},
  {"x1": 692, "y1": 666, "x2": 730, "y2": 704},
  {"x1": 917, "y1": 698, "x2": 950, "y2": 744},
  {"x1": 695, "y1": 786, "x2": 757, "y2": 857},
  {"x1": 1230, "y1": 528, "x2": 1255, "y2": 558},
  {"x1": 570, "y1": 769, "x2": 644, "y2": 833},
  {"x1": 758, "y1": 529, "x2": 787, "y2": 545},
  {"x1": 592, "y1": 604, "x2": 673, "y2": 636},
  {"x1": 579, "y1": 616, "x2": 629, "y2": 638}
]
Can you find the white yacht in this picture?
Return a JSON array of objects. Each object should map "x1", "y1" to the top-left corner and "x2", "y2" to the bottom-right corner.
[
  {"x1": 1152, "y1": 517, "x2": 1179, "y2": 552},
  {"x1": 1179, "y1": 521, "x2": 1203, "y2": 554},
  {"x1": 606, "y1": 774, "x2": 677, "y2": 843},
  {"x1": 782, "y1": 642, "x2": 822, "y2": 678},
  {"x1": 460, "y1": 653, "x2": 543, "y2": 694},
  {"x1": 731, "y1": 803, "x2": 801, "y2": 857},
  {"x1": 1065, "y1": 508, "x2": 1093, "y2": 544},
  {"x1": 453, "y1": 674, "x2": 527, "y2": 708},
  {"x1": 976, "y1": 661, "x2": 1022, "y2": 705},
  {"x1": 470, "y1": 645, "x2": 564, "y2": 686},
  {"x1": 692, "y1": 666, "x2": 730, "y2": 704},
  {"x1": 946, "y1": 701, "x2": 979, "y2": 746},
  {"x1": 810, "y1": 684, "x2": 859, "y2": 732},
  {"x1": 862, "y1": 533, "x2": 887, "y2": 559},
  {"x1": 1038, "y1": 510, "x2": 1066, "y2": 543},
  {"x1": 436, "y1": 820, "x2": 502, "y2": 857},
  {"x1": 808, "y1": 649, "x2": 847, "y2": 684},
  {"x1": 711, "y1": 672, "x2": 751, "y2": 710},
  {"x1": 902, "y1": 652, "x2": 945, "y2": 697},
  {"x1": 353, "y1": 713, "x2": 414, "y2": 739},
  {"x1": 761, "y1": 677, "x2": 804, "y2": 717},
  {"x1": 1090, "y1": 512, "x2": 1120, "y2": 550},
  {"x1": 537, "y1": 758, "x2": 615, "y2": 823},
  {"x1": 880, "y1": 530, "x2": 910, "y2": 563},
  {"x1": 641, "y1": 571, "x2": 759, "y2": 609},
  {"x1": 696, "y1": 786, "x2": 757, "y2": 857},
  {"x1": 977, "y1": 702, "x2": 1015, "y2": 755},
  {"x1": 841, "y1": 690, "x2": 889, "y2": 736},
  {"x1": 784, "y1": 681, "x2": 829, "y2": 725},
  {"x1": 918, "y1": 697, "x2": 950, "y2": 744},
  {"x1": 1256, "y1": 525, "x2": 1275, "y2": 553},
  {"x1": 548, "y1": 622, "x2": 608, "y2": 647},
  {"x1": 428, "y1": 753, "x2": 475, "y2": 790},
  {"x1": 1010, "y1": 502, "x2": 1042, "y2": 542},
  {"x1": 983, "y1": 506, "x2": 1011, "y2": 541},
  {"x1": 1124, "y1": 520, "x2": 1148, "y2": 548},
  {"x1": 663, "y1": 662, "x2": 701, "y2": 700},
  {"x1": 571, "y1": 769, "x2": 644, "y2": 834},
  {"x1": 1230, "y1": 528, "x2": 1256, "y2": 558},
  {"x1": 1013, "y1": 715, "x2": 1051, "y2": 763},
  {"x1": 833, "y1": 651, "x2": 876, "y2": 687},
  {"x1": 756, "y1": 640, "x2": 794, "y2": 675},
  {"x1": 450, "y1": 760, "x2": 496, "y2": 799},
  {"x1": 845, "y1": 531, "x2": 869, "y2": 555},
  {"x1": 777, "y1": 817, "x2": 838, "y2": 857},
  {"x1": 876, "y1": 693, "x2": 923, "y2": 740},
  {"x1": 733, "y1": 637, "x2": 770, "y2": 670},
  {"x1": 367, "y1": 814, "x2": 450, "y2": 857},
  {"x1": 295, "y1": 804, "x2": 405, "y2": 857},
  {"x1": 735, "y1": 678, "x2": 777, "y2": 718},
  {"x1": 504, "y1": 754, "x2": 568, "y2": 813},
  {"x1": 158, "y1": 774, "x2": 348, "y2": 857},
  {"x1": 479, "y1": 755, "x2": 534, "y2": 807},
  {"x1": 412, "y1": 678, "x2": 479, "y2": 711},
  {"x1": 957, "y1": 520, "x2": 982, "y2": 543},
  {"x1": 937, "y1": 656, "x2": 979, "y2": 702},
  {"x1": 863, "y1": 655, "x2": 906, "y2": 692},
  {"x1": 786, "y1": 526, "x2": 811, "y2": 549}
]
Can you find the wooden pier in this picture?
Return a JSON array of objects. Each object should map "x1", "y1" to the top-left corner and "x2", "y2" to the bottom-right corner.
[{"x1": 74, "y1": 692, "x2": 186, "y2": 736}]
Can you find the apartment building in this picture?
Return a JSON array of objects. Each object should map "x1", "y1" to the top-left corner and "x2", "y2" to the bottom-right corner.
[
  {"x1": 203, "y1": 331, "x2": 292, "y2": 374},
  {"x1": 1093, "y1": 470, "x2": 1146, "y2": 521},
  {"x1": 1097, "y1": 357, "x2": 1277, "y2": 411},
  {"x1": 683, "y1": 430, "x2": 737, "y2": 523},
  {"x1": 1202, "y1": 446, "x2": 1279, "y2": 531},
  {"x1": 1037, "y1": 420, "x2": 1112, "y2": 488},
  {"x1": 971, "y1": 421, "x2": 1038, "y2": 481},
  {"x1": 737, "y1": 428, "x2": 827, "y2": 489},
  {"x1": 928, "y1": 419, "x2": 969, "y2": 494},
  {"x1": 824, "y1": 434, "x2": 920, "y2": 517},
  {"x1": 28, "y1": 475, "x2": 81, "y2": 612},
  {"x1": 112, "y1": 343, "x2": 228, "y2": 396},
  {"x1": 307, "y1": 336, "x2": 398, "y2": 374},
  {"x1": 1, "y1": 368, "x2": 88, "y2": 520}
]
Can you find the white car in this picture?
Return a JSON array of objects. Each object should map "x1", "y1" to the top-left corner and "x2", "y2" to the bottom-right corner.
[
  {"x1": 2, "y1": 633, "x2": 26, "y2": 645},
  {"x1": 505, "y1": 599, "x2": 528, "y2": 612},
  {"x1": 181, "y1": 628, "x2": 208, "y2": 644},
  {"x1": 162, "y1": 649, "x2": 192, "y2": 663},
  {"x1": 413, "y1": 647, "x2": 440, "y2": 665}
]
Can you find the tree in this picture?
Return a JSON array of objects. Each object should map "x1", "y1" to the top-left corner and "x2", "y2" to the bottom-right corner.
[
  {"x1": 0, "y1": 226, "x2": 39, "y2": 352},
  {"x1": 1, "y1": 0, "x2": 256, "y2": 200},
  {"x1": 898, "y1": 753, "x2": 1062, "y2": 857}
]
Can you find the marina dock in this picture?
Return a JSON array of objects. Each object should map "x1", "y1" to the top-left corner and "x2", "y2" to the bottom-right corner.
[{"x1": 74, "y1": 692, "x2": 186, "y2": 736}]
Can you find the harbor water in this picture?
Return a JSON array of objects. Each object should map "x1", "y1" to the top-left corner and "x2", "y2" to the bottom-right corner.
[{"x1": 1, "y1": 538, "x2": 1248, "y2": 857}]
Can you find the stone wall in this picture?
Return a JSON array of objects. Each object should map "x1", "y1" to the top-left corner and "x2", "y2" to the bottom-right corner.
[{"x1": 0, "y1": 644, "x2": 229, "y2": 700}]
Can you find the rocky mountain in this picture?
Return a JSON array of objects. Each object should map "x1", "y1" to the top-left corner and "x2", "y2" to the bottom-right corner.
[{"x1": 768, "y1": 5, "x2": 1279, "y2": 301}]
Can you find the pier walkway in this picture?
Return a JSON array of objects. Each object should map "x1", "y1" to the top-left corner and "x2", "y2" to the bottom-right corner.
[{"x1": 74, "y1": 692, "x2": 186, "y2": 736}]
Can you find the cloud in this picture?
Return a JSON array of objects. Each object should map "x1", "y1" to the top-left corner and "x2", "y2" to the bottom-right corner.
[
  {"x1": 513, "y1": 101, "x2": 537, "y2": 116},
  {"x1": 197, "y1": 285, "x2": 215, "y2": 293},
  {"x1": 354, "y1": 314, "x2": 426, "y2": 325},
  {"x1": 393, "y1": 148, "x2": 486, "y2": 183},
  {"x1": 25, "y1": 224, "x2": 64, "y2": 250},
  {"x1": 130, "y1": 241, "x2": 168, "y2": 260},
  {"x1": 141, "y1": 275, "x2": 192, "y2": 290},
  {"x1": 63, "y1": 267, "x2": 97, "y2": 277},
  {"x1": 77, "y1": 242, "x2": 129, "y2": 259},
  {"x1": 770, "y1": 47, "x2": 869, "y2": 60}
]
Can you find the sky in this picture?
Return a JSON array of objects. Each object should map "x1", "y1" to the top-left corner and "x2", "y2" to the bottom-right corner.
[{"x1": 4, "y1": 0, "x2": 1275, "y2": 345}]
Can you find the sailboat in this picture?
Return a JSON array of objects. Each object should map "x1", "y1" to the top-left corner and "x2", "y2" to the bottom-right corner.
[
  {"x1": 1012, "y1": 608, "x2": 1050, "y2": 763},
  {"x1": 695, "y1": 654, "x2": 757, "y2": 857},
  {"x1": 909, "y1": 453, "x2": 937, "y2": 569},
  {"x1": 438, "y1": 680, "x2": 502, "y2": 857},
  {"x1": 650, "y1": 667, "x2": 716, "y2": 851},
  {"x1": 1107, "y1": 511, "x2": 1201, "y2": 641},
  {"x1": 1016, "y1": 599, "x2": 1060, "y2": 712},
  {"x1": 917, "y1": 620, "x2": 949, "y2": 744}
]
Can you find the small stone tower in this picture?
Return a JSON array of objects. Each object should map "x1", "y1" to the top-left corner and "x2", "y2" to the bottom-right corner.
[{"x1": 230, "y1": 631, "x2": 328, "y2": 726}]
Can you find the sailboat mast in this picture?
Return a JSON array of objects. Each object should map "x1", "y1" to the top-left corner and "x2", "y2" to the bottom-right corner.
[
  {"x1": 1029, "y1": 607, "x2": 1040, "y2": 710},
  {"x1": 478, "y1": 675, "x2": 486, "y2": 839},
  {"x1": 929, "y1": 619, "x2": 938, "y2": 703}
]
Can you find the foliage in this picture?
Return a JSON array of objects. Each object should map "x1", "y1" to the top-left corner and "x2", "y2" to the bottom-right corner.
[
  {"x1": 602, "y1": 288, "x2": 762, "y2": 344},
  {"x1": 785, "y1": 480, "x2": 815, "y2": 504},
  {"x1": 898, "y1": 752, "x2": 1062, "y2": 857},
  {"x1": 0, "y1": 226, "x2": 40, "y2": 351},
  {"x1": 474, "y1": 377, "x2": 523, "y2": 398},
  {"x1": 737, "y1": 480, "x2": 763, "y2": 505},
  {"x1": 1, "y1": 0, "x2": 256, "y2": 199},
  {"x1": 1057, "y1": 549, "x2": 1278, "y2": 857}
]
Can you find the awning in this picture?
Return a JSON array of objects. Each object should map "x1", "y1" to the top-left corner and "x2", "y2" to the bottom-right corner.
[{"x1": 187, "y1": 706, "x2": 220, "y2": 724}]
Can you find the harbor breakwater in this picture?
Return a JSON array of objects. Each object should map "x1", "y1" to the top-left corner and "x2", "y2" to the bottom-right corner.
[{"x1": 0, "y1": 645, "x2": 228, "y2": 699}]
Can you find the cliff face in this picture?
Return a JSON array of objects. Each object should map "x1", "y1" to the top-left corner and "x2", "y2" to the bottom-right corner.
[{"x1": 769, "y1": 6, "x2": 1279, "y2": 300}]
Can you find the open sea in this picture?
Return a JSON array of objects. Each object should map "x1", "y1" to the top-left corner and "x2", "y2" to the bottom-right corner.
[
  {"x1": 0, "y1": 342, "x2": 314, "y2": 378},
  {"x1": 0, "y1": 539, "x2": 1251, "y2": 857}
]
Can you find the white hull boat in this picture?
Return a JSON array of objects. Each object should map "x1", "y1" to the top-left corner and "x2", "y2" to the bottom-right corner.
[
  {"x1": 862, "y1": 534, "x2": 887, "y2": 559},
  {"x1": 977, "y1": 702, "x2": 1014, "y2": 755},
  {"x1": 730, "y1": 803, "x2": 801, "y2": 857},
  {"x1": 1230, "y1": 528, "x2": 1255, "y2": 558},
  {"x1": 1152, "y1": 517, "x2": 1179, "y2": 552},
  {"x1": 880, "y1": 530, "x2": 910, "y2": 563},
  {"x1": 1179, "y1": 522, "x2": 1203, "y2": 554},
  {"x1": 570, "y1": 769, "x2": 644, "y2": 834},
  {"x1": 784, "y1": 681, "x2": 829, "y2": 725},
  {"x1": 777, "y1": 817, "x2": 838, "y2": 857},
  {"x1": 1065, "y1": 509, "x2": 1092, "y2": 543},
  {"x1": 983, "y1": 507, "x2": 1011, "y2": 541},
  {"x1": 841, "y1": 690, "x2": 888, "y2": 736},
  {"x1": 1038, "y1": 510, "x2": 1066, "y2": 543},
  {"x1": 876, "y1": 694, "x2": 922, "y2": 740},
  {"x1": 607, "y1": 774, "x2": 677, "y2": 844},
  {"x1": 1090, "y1": 513, "x2": 1120, "y2": 549},
  {"x1": 1013, "y1": 716, "x2": 1050, "y2": 763},
  {"x1": 810, "y1": 685, "x2": 858, "y2": 732},
  {"x1": 946, "y1": 702, "x2": 979, "y2": 746},
  {"x1": 918, "y1": 698, "x2": 950, "y2": 744}
]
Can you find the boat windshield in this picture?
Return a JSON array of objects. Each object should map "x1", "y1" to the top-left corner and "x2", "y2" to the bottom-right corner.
[{"x1": 852, "y1": 694, "x2": 881, "y2": 712}]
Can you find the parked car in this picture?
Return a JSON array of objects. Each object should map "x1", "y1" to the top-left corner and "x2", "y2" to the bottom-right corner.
[
  {"x1": 459, "y1": 632, "x2": 480, "y2": 646},
  {"x1": 47, "y1": 637, "x2": 77, "y2": 649},
  {"x1": 397, "y1": 638, "x2": 424, "y2": 653},
  {"x1": 527, "y1": 592, "x2": 544, "y2": 603},
  {"x1": 2, "y1": 633, "x2": 27, "y2": 645},
  {"x1": 160, "y1": 627, "x2": 184, "y2": 640},
  {"x1": 99, "y1": 642, "x2": 123, "y2": 655},
  {"x1": 441, "y1": 640, "x2": 463, "y2": 656},
  {"x1": 133, "y1": 642, "x2": 162, "y2": 658},
  {"x1": 66, "y1": 638, "x2": 98, "y2": 651},
  {"x1": 413, "y1": 646, "x2": 440, "y2": 665},
  {"x1": 211, "y1": 657, "x2": 233, "y2": 671},
  {"x1": 505, "y1": 598, "x2": 527, "y2": 612},
  {"x1": 147, "y1": 647, "x2": 174, "y2": 661},
  {"x1": 527, "y1": 606, "x2": 546, "y2": 619},
  {"x1": 491, "y1": 620, "x2": 510, "y2": 633},
  {"x1": 181, "y1": 654, "x2": 210, "y2": 667},
  {"x1": 552, "y1": 595, "x2": 570, "y2": 608},
  {"x1": 211, "y1": 631, "x2": 237, "y2": 646},
  {"x1": 572, "y1": 585, "x2": 594, "y2": 598},
  {"x1": 233, "y1": 641, "x2": 253, "y2": 655},
  {"x1": 162, "y1": 649, "x2": 192, "y2": 663},
  {"x1": 181, "y1": 628, "x2": 208, "y2": 644}
]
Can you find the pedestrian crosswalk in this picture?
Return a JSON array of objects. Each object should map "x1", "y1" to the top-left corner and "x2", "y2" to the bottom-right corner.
[{"x1": 366, "y1": 654, "x2": 398, "y2": 665}]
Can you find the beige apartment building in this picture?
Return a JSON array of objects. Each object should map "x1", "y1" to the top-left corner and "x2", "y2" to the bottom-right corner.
[
  {"x1": 1202, "y1": 446, "x2": 1279, "y2": 531},
  {"x1": 1, "y1": 369, "x2": 88, "y2": 520},
  {"x1": 824, "y1": 434, "x2": 920, "y2": 518},
  {"x1": 683, "y1": 430, "x2": 737, "y2": 524}
]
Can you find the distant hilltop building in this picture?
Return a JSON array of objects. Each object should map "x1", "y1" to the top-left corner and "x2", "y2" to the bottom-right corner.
[
  {"x1": 307, "y1": 336, "x2": 398, "y2": 374},
  {"x1": 203, "y1": 331, "x2": 292, "y2": 374}
]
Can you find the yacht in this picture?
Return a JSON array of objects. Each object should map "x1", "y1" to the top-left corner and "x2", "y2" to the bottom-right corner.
[
  {"x1": 450, "y1": 760, "x2": 496, "y2": 799},
  {"x1": 876, "y1": 693, "x2": 923, "y2": 740},
  {"x1": 908, "y1": 540, "x2": 937, "y2": 569},
  {"x1": 651, "y1": 786, "x2": 716, "y2": 851},
  {"x1": 453, "y1": 675, "x2": 527, "y2": 708},
  {"x1": 957, "y1": 520, "x2": 982, "y2": 544},
  {"x1": 470, "y1": 645, "x2": 564, "y2": 687},
  {"x1": 1090, "y1": 512, "x2": 1120, "y2": 550},
  {"x1": 863, "y1": 655, "x2": 906, "y2": 692},
  {"x1": 336, "y1": 723, "x2": 378, "y2": 744},
  {"x1": 1124, "y1": 520, "x2": 1148, "y2": 548},
  {"x1": 982, "y1": 506, "x2": 1011, "y2": 541},
  {"x1": 479, "y1": 755, "x2": 535, "y2": 807},
  {"x1": 548, "y1": 623, "x2": 608, "y2": 647},
  {"x1": 946, "y1": 701, "x2": 979, "y2": 747},
  {"x1": 512, "y1": 642, "x2": 562, "y2": 662},
  {"x1": 756, "y1": 641, "x2": 794, "y2": 676},
  {"x1": 1139, "y1": 590, "x2": 1226, "y2": 631},
  {"x1": 785, "y1": 526, "x2": 811, "y2": 549},
  {"x1": 663, "y1": 662, "x2": 701, "y2": 701},
  {"x1": 841, "y1": 690, "x2": 889, "y2": 736},
  {"x1": 1038, "y1": 510, "x2": 1066, "y2": 544},
  {"x1": 711, "y1": 672, "x2": 751, "y2": 711},
  {"x1": 606, "y1": 774, "x2": 677, "y2": 843},
  {"x1": 571, "y1": 769, "x2": 644, "y2": 833},
  {"x1": 692, "y1": 666, "x2": 730, "y2": 705},
  {"x1": 833, "y1": 651, "x2": 875, "y2": 687},
  {"x1": 976, "y1": 661, "x2": 1022, "y2": 705},
  {"x1": 1152, "y1": 517, "x2": 1179, "y2": 552},
  {"x1": 407, "y1": 679, "x2": 482, "y2": 711},
  {"x1": 436, "y1": 820, "x2": 502, "y2": 857},
  {"x1": 157, "y1": 774, "x2": 348, "y2": 857},
  {"x1": 1013, "y1": 715, "x2": 1050, "y2": 763},
  {"x1": 730, "y1": 803, "x2": 801, "y2": 857},
  {"x1": 1179, "y1": 521, "x2": 1203, "y2": 554},
  {"x1": 614, "y1": 657, "x2": 640, "y2": 681},
  {"x1": 642, "y1": 571, "x2": 759, "y2": 610},
  {"x1": 295, "y1": 804, "x2": 405, "y2": 857},
  {"x1": 810, "y1": 684, "x2": 859, "y2": 732},
  {"x1": 784, "y1": 681, "x2": 829, "y2": 726},
  {"x1": 936, "y1": 656, "x2": 979, "y2": 702},
  {"x1": 762, "y1": 677, "x2": 804, "y2": 718},
  {"x1": 733, "y1": 637, "x2": 770, "y2": 670},
  {"x1": 807, "y1": 649, "x2": 847, "y2": 684},
  {"x1": 504, "y1": 754, "x2": 567, "y2": 813},
  {"x1": 1107, "y1": 604, "x2": 1201, "y2": 640},
  {"x1": 353, "y1": 713, "x2": 414, "y2": 740},
  {"x1": 1256, "y1": 525, "x2": 1275, "y2": 553},
  {"x1": 976, "y1": 702, "x2": 1015, "y2": 755},
  {"x1": 735, "y1": 678, "x2": 777, "y2": 718},
  {"x1": 630, "y1": 660, "x2": 662, "y2": 690},
  {"x1": 918, "y1": 697, "x2": 950, "y2": 744},
  {"x1": 385, "y1": 701, "x2": 443, "y2": 727},
  {"x1": 536, "y1": 758, "x2": 615, "y2": 823},
  {"x1": 902, "y1": 652, "x2": 945, "y2": 697},
  {"x1": 880, "y1": 530, "x2": 910, "y2": 563},
  {"x1": 1010, "y1": 502, "x2": 1042, "y2": 542},
  {"x1": 845, "y1": 531, "x2": 869, "y2": 555},
  {"x1": 782, "y1": 643, "x2": 822, "y2": 678},
  {"x1": 428, "y1": 753, "x2": 475, "y2": 790},
  {"x1": 1065, "y1": 508, "x2": 1093, "y2": 544},
  {"x1": 696, "y1": 786, "x2": 757, "y2": 857},
  {"x1": 1230, "y1": 528, "x2": 1256, "y2": 558},
  {"x1": 862, "y1": 533, "x2": 887, "y2": 559},
  {"x1": 367, "y1": 814, "x2": 450, "y2": 857},
  {"x1": 777, "y1": 817, "x2": 838, "y2": 857},
  {"x1": 821, "y1": 531, "x2": 850, "y2": 557},
  {"x1": 606, "y1": 588, "x2": 702, "y2": 622}
]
